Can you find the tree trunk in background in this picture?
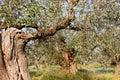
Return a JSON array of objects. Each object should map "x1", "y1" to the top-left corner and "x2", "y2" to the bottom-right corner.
[
  {"x1": 99, "y1": 61, "x2": 107, "y2": 70},
  {"x1": 35, "y1": 58, "x2": 40, "y2": 71},
  {"x1": 115, "y1": 61, "x2": 120, "y2": 74},
  {"x1": 0, "y1": 28, "x2": 31, "y2": 80},
  {"x1": 61, "y1": 49, "x2": 77, "y2": 74},
  {"x1": 114, "y1": 55, "x2": 120, "y2": 75}
]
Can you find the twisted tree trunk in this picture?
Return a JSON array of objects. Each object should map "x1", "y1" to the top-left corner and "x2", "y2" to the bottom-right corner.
[
  {"x1": 61, "y1": 49, "x2": 77, "y2": 74},
  {"x1": 0, "y1": 28, "x2": 31, "y2": 80},
  {"x1": 0, "y1": 33, "x2": 8, "y2": 80}
]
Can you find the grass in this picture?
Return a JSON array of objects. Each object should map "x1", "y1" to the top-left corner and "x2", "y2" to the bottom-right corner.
[{"x1": 29, "y1": 64, "x2": 120, "y2": 80}]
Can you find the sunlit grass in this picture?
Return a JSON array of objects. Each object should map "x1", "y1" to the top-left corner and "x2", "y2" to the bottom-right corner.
[{"x1": 29, "y1": 64, "x2": 120, "y2": 80}]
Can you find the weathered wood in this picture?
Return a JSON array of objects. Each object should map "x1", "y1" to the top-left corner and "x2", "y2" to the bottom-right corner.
[
  {"x1": 0, "y1": 33, "x2": 9, "y2": 80},
  {"x1": 2, "y1": 28, "x2": 31, "y2": 80}
]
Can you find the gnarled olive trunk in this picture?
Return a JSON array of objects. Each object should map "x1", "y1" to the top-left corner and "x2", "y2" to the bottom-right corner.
[
  {"x1": 0, "y1": 33, "x2": 8, "y2": 80},
  {"x1": 0, "y1": 28, "x2": 31, "y2": 80},
  {"x1": 61, "y1": 49, "x2": 77, "y2": 74}
]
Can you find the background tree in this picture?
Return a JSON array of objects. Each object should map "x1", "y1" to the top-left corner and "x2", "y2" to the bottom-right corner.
[
  {"x1": 0, "y1": 0, "x2": 79, "y2": 80},
  {"x1": 25, "y1": 0, "x2": 120, "y2": 75}
]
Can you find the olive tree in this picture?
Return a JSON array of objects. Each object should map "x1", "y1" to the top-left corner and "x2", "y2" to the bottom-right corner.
[{"x1": 0, "y1": 0, "x2": 79, "y2": 80}]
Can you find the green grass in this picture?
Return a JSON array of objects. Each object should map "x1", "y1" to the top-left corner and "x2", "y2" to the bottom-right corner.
[{"x1": 30, "y1": 64, "x2": 120, "y2": 80}]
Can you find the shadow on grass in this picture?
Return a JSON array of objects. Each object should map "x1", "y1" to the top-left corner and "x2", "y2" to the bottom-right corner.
[
  {"x1": 31, "y1": 68, "x2": 114, "y2": 80},
  {"x1": 40, "y1": 69, "x2": 94, "y2": 80},
  {"x1": 95, "y1": 69, "x2": 115, "y2": 74},
  {"x1": 30, "y1": 71, "x2": 42, "y2": 77},
  {"x1": 78, "y1": 69, "x2": 94, "y2": 80},
  {"x1": 78, "y1": 69, "x2": 92, "y2": 73}
]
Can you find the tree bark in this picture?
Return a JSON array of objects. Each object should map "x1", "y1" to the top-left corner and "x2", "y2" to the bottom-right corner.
[
  {"x1": 114, "y1": 55, "x2": 120, "y2": 75},
  {"x1": 1, "y1": 28, "x2": 31, "y2": 80},
  {"x1": 0, "y1": 33, "x2": 9, "y2": 80},
  {"x1": 61, "y1": 49, "x2": 77, "y2": 74},
  {"x1": 115, "y1": 61, "x2": 120, "y2": 74}
]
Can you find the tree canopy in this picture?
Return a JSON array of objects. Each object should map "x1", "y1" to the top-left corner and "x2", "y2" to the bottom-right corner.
[{"x1": 0, "y1": 0, "x2": 120, "y2": 79}]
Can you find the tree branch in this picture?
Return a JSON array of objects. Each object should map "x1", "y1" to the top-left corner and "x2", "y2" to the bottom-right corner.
[
  {"x1": 37, "y1": 0, "x2": 79, "y2": 37},
  {"x1": 0, "y1": 0, "x2": 79, "y2": 40}
]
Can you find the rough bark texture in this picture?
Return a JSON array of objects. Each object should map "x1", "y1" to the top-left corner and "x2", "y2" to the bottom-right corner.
[
  {"x1": 61, "y1": 49, "x2": 77, "y2": 74},
  {"x1": 1, "y1": 28, "x2": 31, "y2": 80},
  {"x1": 0, "y1": 33, "x2": 8, "y2": 80}
]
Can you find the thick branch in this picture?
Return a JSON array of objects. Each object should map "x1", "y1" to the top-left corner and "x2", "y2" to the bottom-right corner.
[
  {"x1": 19, "y1": 33, "x2": 39, "y2": 41},
  {"x1": 0, "y1": 0, "x2": 79, "y2": 40},
  {"x1": 36, "y1": 0, "x2": 79, "y2": 38}
]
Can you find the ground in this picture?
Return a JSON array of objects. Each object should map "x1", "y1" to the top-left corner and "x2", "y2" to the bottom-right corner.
[{"x1": 29, "y1": 63, "x2": 120, "y2": 80}]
